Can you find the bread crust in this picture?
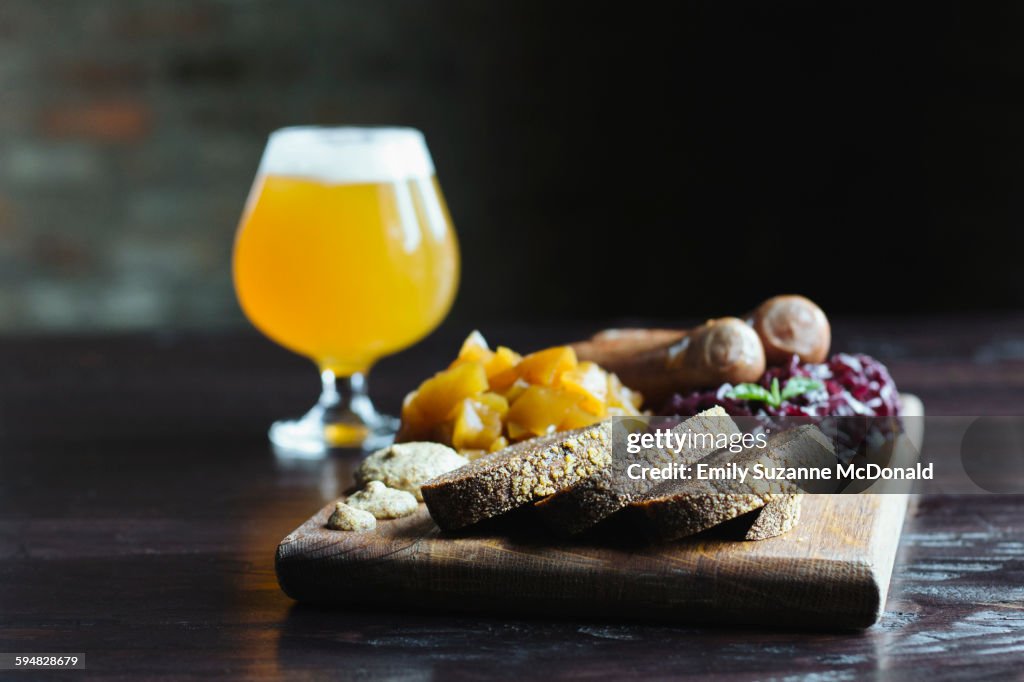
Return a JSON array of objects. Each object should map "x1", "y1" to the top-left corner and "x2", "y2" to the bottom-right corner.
[
  {"x1": 631, "y1": 491, "x2": 779, "y2": 540},
  {"x1": 745, "y1": 494, "x2": 803, "y2": 540},
  {"x1": 421, "y1": 422, "x2": 612, "y2": 531}
]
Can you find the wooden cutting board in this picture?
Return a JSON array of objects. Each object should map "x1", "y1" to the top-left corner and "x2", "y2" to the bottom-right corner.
[{"x1": 276, "y1": 395, "x2": 923, "y2": 630}]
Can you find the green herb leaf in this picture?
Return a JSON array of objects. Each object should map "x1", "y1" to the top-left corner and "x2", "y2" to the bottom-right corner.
[
  {"x1": 726, "y1": 376, "x2": 825, "y2": 407},
  {"x1": 725, "y1": 383, "x2": 776, "y2": 405},
  {"x1": 780, "y1": 376, "x2": 824, "y2": 401}
]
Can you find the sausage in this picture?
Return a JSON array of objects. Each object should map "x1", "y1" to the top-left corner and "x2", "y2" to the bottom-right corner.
[
  {"x1": 570, "y1": 295, "x2": 831, "y2": 406},
  {"x1": 746, "y1": 295, "x2": 830, "y2": 365},
  {"x1": 572, "y1": 317, "x2": 765, "y2": 406},
  {"x1": 590, "y1": 328, "x2": 687, "y2": 345},
  {"x1": 670, "y1": 317, "x2": 766, "y2": 388},
  {"x1": 572, "y1": 328, "x2": 686, "y2": 368}
]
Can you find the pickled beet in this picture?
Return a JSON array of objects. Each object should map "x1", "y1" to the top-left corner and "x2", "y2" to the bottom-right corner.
[
  {"x1": 660, "y1": 353, "x2": 901, "y2": 460},
  {"x1": 661, "y1": 353, "x2": 900, "y2": 419}
]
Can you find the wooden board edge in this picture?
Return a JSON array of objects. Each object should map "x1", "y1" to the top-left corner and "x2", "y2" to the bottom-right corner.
[
  {"x1": 861, "y1": 392, "x2": 923, "y2": 625},
  {"x1": 864, "y1": 493, "x2": 910, "y2": 625}
]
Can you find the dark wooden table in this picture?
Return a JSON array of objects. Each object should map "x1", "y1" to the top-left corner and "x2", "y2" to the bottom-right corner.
[{"x1": 2, "y1": 315, "x2": 1023, "y2": 680}]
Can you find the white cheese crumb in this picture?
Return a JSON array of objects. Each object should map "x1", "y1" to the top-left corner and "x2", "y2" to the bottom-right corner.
[
  {"x1": 346, "y1": 481, "x2": 418, "y2": 519},
  {"x1": 326, "y1": 502, "x2": 376, "y2": 531},
  {"x1": 356, "y1": 442, "x2": 468, "y2": 501}
]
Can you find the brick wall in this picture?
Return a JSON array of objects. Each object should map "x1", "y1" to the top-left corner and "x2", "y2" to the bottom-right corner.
[
  {"x1": 0, "y1": 0, "x2": 526, "y2": 331},
  {"x1": 7, "y1": 2, "x2": 1018, "y2": 330}
]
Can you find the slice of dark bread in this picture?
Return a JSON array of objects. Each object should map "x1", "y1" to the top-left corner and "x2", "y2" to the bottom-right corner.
[
  {"x1": 421, "y1": 422, "x2": 612, "y2": 531},
  {"x1": 627, "y1": 425, "x2": 833, "y2": 542},
  {"x1": 533, "y1": 407, "x2": 737, "y2": 536},
  {"x1": 744, "y1": 494, "x2": 803, "y2": 540},
  {"x1": 629, "y1": 486, "x2": 779, "y2": 541}
]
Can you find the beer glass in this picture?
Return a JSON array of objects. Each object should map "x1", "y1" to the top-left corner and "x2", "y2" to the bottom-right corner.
[{"x1": 233, "y1": 127, "x2": 459, "y2": 454}]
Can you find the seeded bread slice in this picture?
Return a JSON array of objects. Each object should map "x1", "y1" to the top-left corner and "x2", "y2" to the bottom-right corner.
[
  {"x1": 533, "y1": 407, "x2": 737, "y2": 536},
  {"x1": 628, "y1": 425, "x2": 832, "y2": 542},
  {"x1": 421, "y1": 422, "x2": 612, "y2": 531},
  {"x1": 630, "y1": 488, "x2": 780, "y2": 541},
  {"x1": 745, "y1": 494, "x2": 803, "y2": 541}
]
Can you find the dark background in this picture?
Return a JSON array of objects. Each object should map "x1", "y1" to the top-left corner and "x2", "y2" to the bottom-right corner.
[{"x1": 1, "y1": 0, "x2": 1021, "y2": 331}]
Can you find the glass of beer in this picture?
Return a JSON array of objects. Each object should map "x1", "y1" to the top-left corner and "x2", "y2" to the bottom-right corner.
[{"x1": 233, "y1": 127, "x2": 459, "y2": 454}]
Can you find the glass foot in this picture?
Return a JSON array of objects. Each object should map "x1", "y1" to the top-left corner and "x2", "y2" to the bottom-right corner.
[{"x1": 269, "y1": 370, "x2": 400, "y2": 457}]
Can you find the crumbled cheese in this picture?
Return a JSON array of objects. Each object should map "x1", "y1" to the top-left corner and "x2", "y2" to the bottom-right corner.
[
  {"x1": 346, "y1": 481, "x2": 418, "y2": 519},
  {"x1": 326, "y1": 502, "x2": 376, "y2": 531},
  {"x1": 356, "y1": 442, "x2": 468, "y2": 501}
]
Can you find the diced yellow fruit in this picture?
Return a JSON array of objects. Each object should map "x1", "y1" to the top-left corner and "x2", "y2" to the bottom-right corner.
[
  {"x1": 398, "y1": 391, "x2": 430, "y2": 440},
  {"x1": 607, "y1": 372, "x2": 643, "y2": 411},
  {"x1": 433, "y1": 420, "x2": 454, "y2": 446},
  {"x1": 413, "y1": 362, "x2": 489, "y2": 422},
  {"x1": 516, "y1": 346, "x2": 578, "y2": 386},
  {"x1": 502, "y1": 378, "x2": 531, "y2": 404},
  {"x1": 449, "y1": 397, "x2": 482, "y2": 441},
  {"x1": 461, "y1": 330, "x2": 490, "y2": 354},
  {"x1": 402, "y1": 389, "x2": 418, "y2": 409},
  {"x1": 607, "y1": 387, "x2": 642, "y2": 416},
  {"x1": 399, "y1": 390, "x2": 418, "y2": 427},
  {"x1": 558, "y1": 361, "x2": 608, "y2": 414},
  {"x1": 475, "y1": 404, "x2": 505, "y2": 443},
  {"x1": 506, "y1": 385, "x2": 578, "y2": 439},
  {"x1": 450, "y1": 397, "x2": 504, "y2": 451},
  {"x1": 476, "y1": 392, "x2": 509, "y2": 417},
  {"x1": 606, "y1": 373, "x2": 625, "y2": 406},
  {"x1": 396, "y1": 335, "x2": 644, "y2": 457},
  {"x1": 488, "y1": 368, "x2": 519, "y2": 392},
  {"x1": 506, "y1": 420, "x2": 532, "y2": 441},
  {"x1": 484, "y1": 346, "x2": 522, "y2": 380},
  {"x1": 450, "y1": 330, "x2": 494, "y2": 368},
  {"x1": 560, "y1": 404, "x2": 604, "y2": 430}
]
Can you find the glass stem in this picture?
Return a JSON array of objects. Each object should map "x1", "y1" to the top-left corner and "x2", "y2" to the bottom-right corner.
[
  {"x1": 270, "y1": 366, "x2": 399, "y2": 454},
  {"x1": 318, "y1": 369, "x2": 341, "y2": 408},
  {"x1": 319, "y1": 369, "x2": 377, "y2": 424}
]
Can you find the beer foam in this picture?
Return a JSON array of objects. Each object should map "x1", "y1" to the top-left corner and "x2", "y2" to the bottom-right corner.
[{"x1": 258, "y1": 127, "x2": 435, "y2": 183}]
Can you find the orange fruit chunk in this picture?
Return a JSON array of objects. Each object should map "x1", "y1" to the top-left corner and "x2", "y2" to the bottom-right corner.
[
  {"x1": 450, "y1": 398, "x2": 504, "y2": 451},
  {"x1": 516, "y1": 346, "x2": 577, "y2": 386},
  {"x1": 411, "y1": 362, "x2": 489, "y2": 422},
  {"x1": 396, "y1": 332, "x2": 644, "y2": 456},
  {"x1": 506, "y1": 385, "x2": 578, "y2": 438},
  {"x1": 449, "y1": 330, "x2": 494, "y2": 368},
  {"x1": 558, "y1": 361, "x2": 608, "y2": 415},
  {"x1": 484, "y1": 346, "x2": 522, "y2": 380}
]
